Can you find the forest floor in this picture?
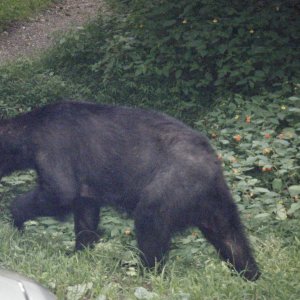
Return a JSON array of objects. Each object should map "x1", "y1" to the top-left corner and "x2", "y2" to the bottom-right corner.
[{"x1": 0, "y1": 0, "x2": 106, "y2": 64}]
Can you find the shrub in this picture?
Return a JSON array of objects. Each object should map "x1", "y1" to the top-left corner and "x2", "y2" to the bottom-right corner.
[
  {"x1": 0, "y1": 61, "x2": 86, "y2": 117},
  {"x1": 196, "y1": 93, "x2": 300, "y2": 225},
  {"x1": 44, "y1": 0, "x2": 299, "y2": 119}
]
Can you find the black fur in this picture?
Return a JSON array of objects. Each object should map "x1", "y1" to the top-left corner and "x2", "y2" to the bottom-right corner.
[{"x1": 0, "y1": 101, "x2": 260, "y2": 280}]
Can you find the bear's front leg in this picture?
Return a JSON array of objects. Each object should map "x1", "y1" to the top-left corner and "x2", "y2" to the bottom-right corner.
[{"x1": 74, "y1": 197, "x2": 101, "y2": 250}]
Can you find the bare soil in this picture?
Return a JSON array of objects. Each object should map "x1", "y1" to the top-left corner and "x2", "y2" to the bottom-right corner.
[{"x1": 0, "y1": 0, "x2": 106, "y2": 64}]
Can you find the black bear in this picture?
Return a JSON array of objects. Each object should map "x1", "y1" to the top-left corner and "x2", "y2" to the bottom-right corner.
[{"x1": 0, "y1": 101, "x2": 260, "y2": 280}]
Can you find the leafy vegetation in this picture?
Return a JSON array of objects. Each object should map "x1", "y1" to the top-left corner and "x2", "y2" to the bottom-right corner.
[
  {"x1": 43, "y1": 0, "x2": 300, "y2": 118},
  {"x1": 0, "y1": 60, "x2": 87, "y2": 117},
  {"x1": 0, "y1": 0, "x2": 58, "y2": 32},
  {"x1": 0, "y1": 0, "x2": 300, "y2": 299},
  {"x1": 196, "y1": 93, "x2": 300, "y2": 224},
  {"x1": 1, "y1": 1, "x2": 299, "y2": 120}
]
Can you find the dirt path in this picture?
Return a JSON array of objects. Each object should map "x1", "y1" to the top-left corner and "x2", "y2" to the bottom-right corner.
[{"x1": 0, "y1": 0, "x2": 106, "y2": 65}]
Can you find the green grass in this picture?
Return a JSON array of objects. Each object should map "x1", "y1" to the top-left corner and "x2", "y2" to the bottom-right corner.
[
  {"x1": 0, "y1": 216, "x2": 299, "y2": 299},
  {"x1": 0, "y1": 0, "x2": 58, "y2": 31},
  {"x1": 0, "y1": 169, "x2": 299, "y2": 299}
]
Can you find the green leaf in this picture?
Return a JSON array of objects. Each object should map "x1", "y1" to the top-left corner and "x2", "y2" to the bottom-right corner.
[
  {"x1": 288, "y1": 185, "x2": 300, "y2": 197},
  {"x1": 134, "y1": 287, "x2": 158, "y2": 300},
  {"x1": 272, "y1": 179, "x2": 283, "y2": 192},
  {"x1": 287, "y1": 202, "x2": 300, "y2": 215},
  {"x1": 288, "y1": 107, "x2": 300, "y2": 113},
  {"x1": 254, "y1": 70, "x2": 265, "y2": 78},
  {"x1": 220, "y1": 139, "x2": 229, "y2": 145},
  {"x1": 253, "y1": 187, "x2": 270, "y2": 193},
  {"x1": 281, "y1": 128, "x2": 295, "y2": 139},
  {"x1": 110, "y1": 227, "x2": 120, "y2": 237},
  {"x1": 288, "y1": 96, "x2": 300, "y2": 101},
  {"x1": 245, "y1": 157, "x2": 257, "y2": 164},
  {"x1": 163, "y1": 20, "x2": 176, "y2": 27},
  {"x1": 126, "y1": 267, "x2": 138, "y2": 277},
  {"x1": 39, "y1": 218, "x2": 59, "y2": 226},
  {"x1": 67, "y1": 283, "x2": 93, "y2": 300},
  {"x1": 190, "y1": 247, "x2": 199, "y2": 254},
  {"x1": 176, "y1": 69, "x2": 182, "y2": 79},
  {"x1": 275, "y1": 203, "x2": 287, "y2": 220},
  {"x1": 59, "y1": 37, "x2": 66, "y2": 45},
  {"x1": 254, "y1": 213, "x2": 271, "y2": 219}
]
